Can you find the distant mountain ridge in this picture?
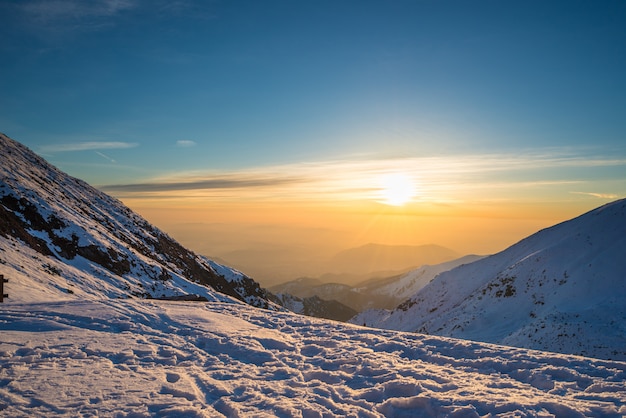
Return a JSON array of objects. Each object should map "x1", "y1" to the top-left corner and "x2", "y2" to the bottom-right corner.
[
  {"x1": 272, "y1": 293, "x2": 357, "y2": 322},
  {"x1": 270, "y1": 255, "x2": 484, "y2": 312},
  {"x1": 352, "y1": 199, "x2": 626, "y2": 360},
  {"x1": 0, "y1": 133, "x2": 362, "y2": 321},
  {"x1": 212, "y1": 241, "x2": 462, "y2": 287},
  {"x1": 329, "y1": 243, "x2": 460, "y2": 277}
]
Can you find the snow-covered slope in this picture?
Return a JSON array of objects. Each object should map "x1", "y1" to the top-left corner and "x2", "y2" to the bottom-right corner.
[
  {"x1": 1, "y1": 299, "x2": 624, "y2": 416},
  {"x1": 353, "y1": 255, "x2": 485, "y2": 306},
  {"x1": 1, "y1": 132, "x2": 625, "y2": 415},
  {"x1": 353, "y1": 199, "x2": 626, "y2": 361},
  {"x1": 0, "y1": 133, "x2": 276, "y2": 308}
]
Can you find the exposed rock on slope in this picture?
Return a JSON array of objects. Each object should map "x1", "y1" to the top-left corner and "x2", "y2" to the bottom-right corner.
[
  {"x1": 0, "y1": 132, "x2": 277, "y2": 308},
  {"x1": 272, "y1": 293, "x2": 357, "y2": 322}
]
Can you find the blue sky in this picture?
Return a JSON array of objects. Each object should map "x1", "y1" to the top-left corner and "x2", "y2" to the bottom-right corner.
[{"x1": 1, "y1": 0, "x2": 625, "y2": 203}]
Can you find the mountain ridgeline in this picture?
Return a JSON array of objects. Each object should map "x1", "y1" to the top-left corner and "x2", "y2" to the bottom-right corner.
[
  {"x1": 2, "y1": 131, "x2": 625, "y2": 362},
  {"x1": 352, "y1": 198, "x2": 626, "y2": 360},
  {"x1": 270, "y1": 255, "x2": 484, "y2": 312},
  {"x1": 0, "y1": 133, "x2": 282, "y2": 307},
  {"x1": 0, "y1": 133, "x2": 377, "y2": 320}
]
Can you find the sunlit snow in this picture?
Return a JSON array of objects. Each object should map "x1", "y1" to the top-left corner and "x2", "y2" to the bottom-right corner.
[
  {"x1": 1, "y1": 133, "x2": 625, "y2": 416},
  {"x1": 1, "y1": 299, "x2": 625, "y2": 417}
]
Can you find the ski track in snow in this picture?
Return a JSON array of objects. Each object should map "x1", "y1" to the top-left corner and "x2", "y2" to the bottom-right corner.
[{"x1": 1, "y1": 300, "x2": 624, "y2": 417}]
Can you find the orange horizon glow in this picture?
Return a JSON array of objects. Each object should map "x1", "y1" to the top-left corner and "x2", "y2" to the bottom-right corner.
[
  {"x1": 100, "y1": 152, "x2": 624, "y2": 285},
  {"x1": 119, "y1": 195, "x2": 606, "y2": 286}
]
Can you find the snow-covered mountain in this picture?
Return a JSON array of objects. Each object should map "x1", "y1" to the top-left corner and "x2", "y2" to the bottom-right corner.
[
  {"x1": 1, "y1": 133, "x2": 625, "y2": 415},
  {"x1": 352, "y1": 199, "x2": 626, "y2": 361},
  {"x1": 0, "y1": 133, "x2": 277, "y2": 308},
  {"x1": 270, "y1": 255, "x2": 484, "y2": 312},
  {"x1": 0, "y1": 133, "x2": 364, "y2": 321},
  {"x1": 358, "y1": 255, "x2": 485, "y2": 302}
]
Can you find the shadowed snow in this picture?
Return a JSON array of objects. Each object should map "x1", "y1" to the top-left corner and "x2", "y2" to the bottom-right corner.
[{"x1": 1, "y1": 299, "x2": 624, "y2": 417}]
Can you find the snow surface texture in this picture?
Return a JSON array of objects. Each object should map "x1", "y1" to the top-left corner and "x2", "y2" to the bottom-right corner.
[
  {"x1": 1, "y1": 299, "x2": 625, "y2": 417},
  {"x1": 353, "y1": 199, "x2": 626, "y2": 361},
  {"x1": 2, "y1": 131, "x2": 625, "y2": 416}
]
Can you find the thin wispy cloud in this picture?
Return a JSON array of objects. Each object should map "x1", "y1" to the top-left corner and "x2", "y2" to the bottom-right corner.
[
  {"x1": 15, "y1": 0, "x2": 208, "y2": 32},
  {"x1": 20, "y1": 0, "x2": 136, "y2": 23},
  {"x1": 40, "y1": 141, "x2": 138, "y2": 153},
  {"x1": 13, "y1": 0, "x2": 137, "y2": 37},
  {"x1": 570, "y1": 192, "x2": 620, "y2": 199},
  {"x1": 101, "y1": 149, "x2": 626, "y2": 204},
  {"x1": 176, "y1": 140, "x2": 196, "y2": 148},
  {"x1": 95, "y1": 151, "x2": 116, "y2": 163},
  {"x1": 5, "y1": 0, "x2": 218, "y2": 47},
  {"x1": 102, "y1": 174, "x2": 304, "y2": 193}
]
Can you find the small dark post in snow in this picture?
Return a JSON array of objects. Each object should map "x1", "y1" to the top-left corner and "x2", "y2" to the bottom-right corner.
[{"x1": 0, "y1": 275, "x2": 7, "y2": 302}]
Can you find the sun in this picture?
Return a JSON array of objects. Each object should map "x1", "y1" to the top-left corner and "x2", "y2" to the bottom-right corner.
[{"x1": 379, "y1": 173, "x2": 416, "y2": 206}]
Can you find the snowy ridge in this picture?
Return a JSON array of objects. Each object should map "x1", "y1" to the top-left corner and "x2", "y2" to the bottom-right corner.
[
  {"x1": 353, "y1": 199, "x2": 626, "y2": 361},
  {"x1": 1, "y1": 299, "x2": 624, "y2": 416},
  {"x1": 270, "y1": 255, "x2": 484, "y2": 313},
  {"x1": 0, "y1": 133, "x2": 277, "y2": 308},
  {"x1": 352, "y1": 255, "x2": 485, "y2": 306},
  {"x1": 0, "y1": 233, "x2": 237, "y2": 305},
  {"x1": 1, "y1": 132, "x2": 625, "y2": 416}
]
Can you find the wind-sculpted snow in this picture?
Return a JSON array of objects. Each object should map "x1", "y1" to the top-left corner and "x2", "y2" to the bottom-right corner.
[{"x1": 1, "y1": 299, "x2": 624, "y2": 417}]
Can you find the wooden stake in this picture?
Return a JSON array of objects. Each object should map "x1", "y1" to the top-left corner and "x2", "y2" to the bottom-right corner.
[{"x1": 0, "y1": 274, "x2": 7, "y2": 302}]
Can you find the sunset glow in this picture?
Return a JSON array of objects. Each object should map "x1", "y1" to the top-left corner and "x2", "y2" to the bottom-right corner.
[
  {"x1": 2, "y1": 1, "x2": 625, "y2": 285},
  {"x1": 100, "y1": 149, "x2": 623, "y2": 284},
  {"x1": 2, "y1": 3, "x2": 626, "y2": 414},
  {"x1": 379, "y1": 173, "x2": 416, "y2": 206}
]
